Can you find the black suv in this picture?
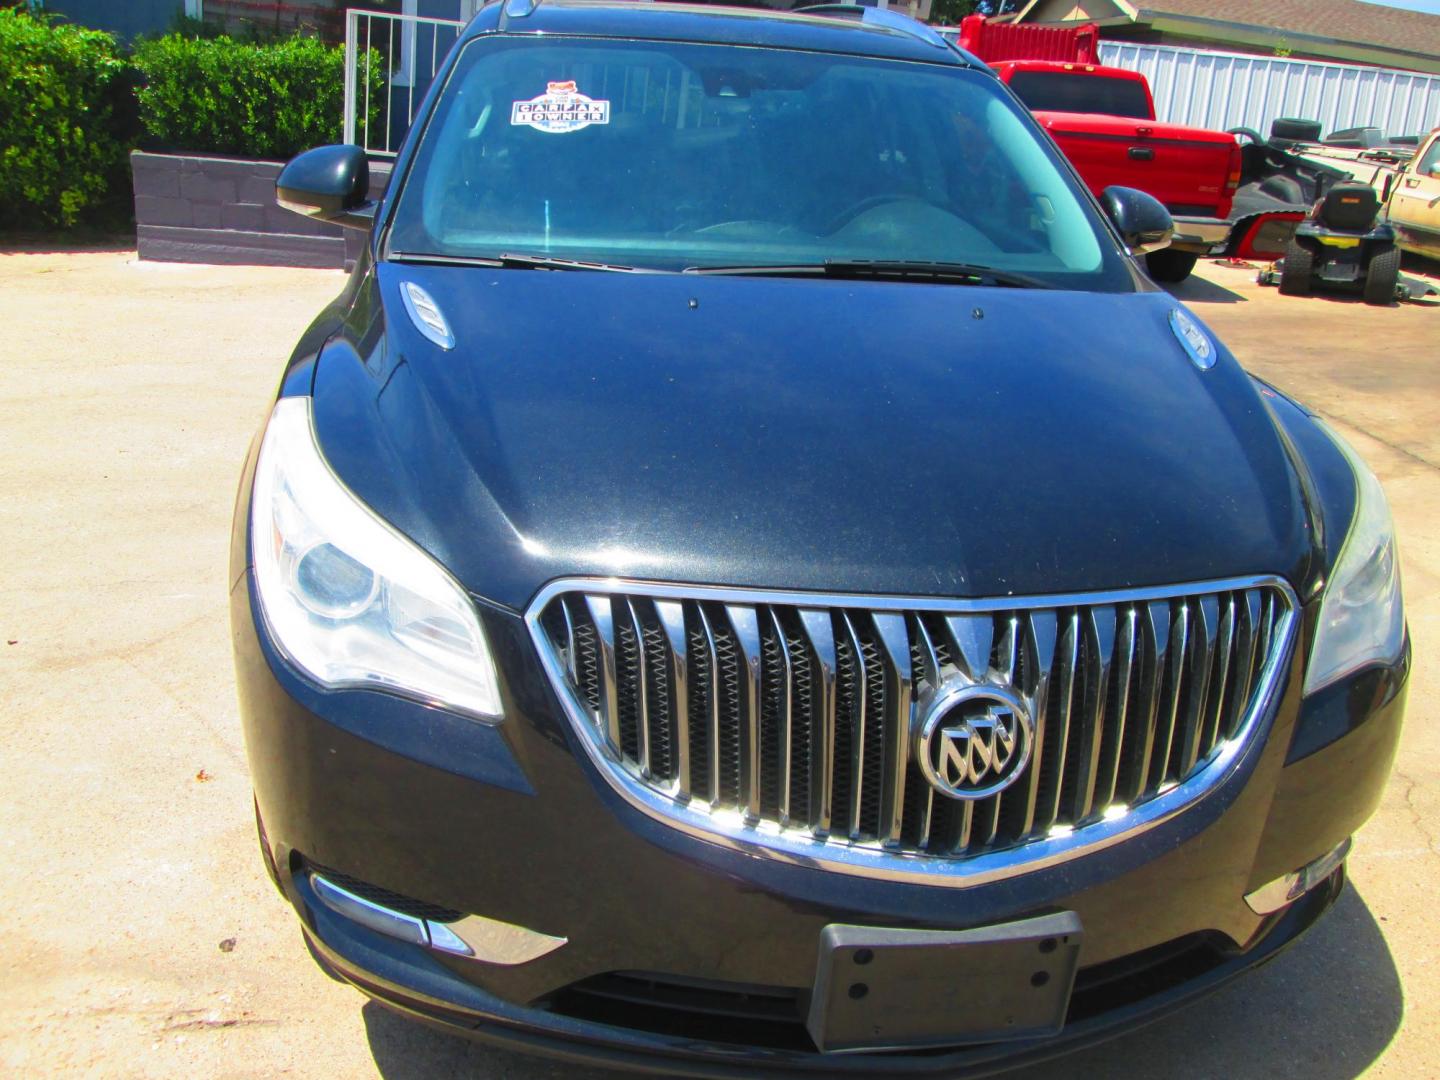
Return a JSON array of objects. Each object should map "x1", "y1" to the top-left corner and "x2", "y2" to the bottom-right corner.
[{"x1": 231, "y1": 2, "x2": 1409, "y2": 1073}]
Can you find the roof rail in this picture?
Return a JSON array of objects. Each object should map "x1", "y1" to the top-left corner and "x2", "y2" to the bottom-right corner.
[
  {"x1": 501, "y1": 0, "x2": 541, "y2": 25},
  {"x1": 795, "y1": 3, "x2": 951, "y2": 52}
]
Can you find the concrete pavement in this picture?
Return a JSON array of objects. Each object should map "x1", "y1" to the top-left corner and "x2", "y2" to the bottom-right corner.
[{"x1": 0, "y1": 250, "x2": 1435, "y2": 1078}]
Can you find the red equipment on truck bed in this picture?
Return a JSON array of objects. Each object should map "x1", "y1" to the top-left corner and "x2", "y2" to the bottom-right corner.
[{"x1": 955, "y1": 13, "x2": 1099, "y2": 64}]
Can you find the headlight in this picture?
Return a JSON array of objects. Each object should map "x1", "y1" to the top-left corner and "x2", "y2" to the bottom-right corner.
[
  {"x1": 1303, "y1": 421, "x2": 1405, "y2": 695},
  {"x1": 250, "y1": 397, "x2": 502, "y2": 721}
]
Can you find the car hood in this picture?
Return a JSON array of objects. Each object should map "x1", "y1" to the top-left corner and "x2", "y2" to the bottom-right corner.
[{"x1": 309, "y1": 262, "x2": 1313, "y2": 611}]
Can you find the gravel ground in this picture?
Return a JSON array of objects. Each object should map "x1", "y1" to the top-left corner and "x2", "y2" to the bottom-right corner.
[{"x1": 0, "y1": 248, "x2": 1437, "y2": 1079}]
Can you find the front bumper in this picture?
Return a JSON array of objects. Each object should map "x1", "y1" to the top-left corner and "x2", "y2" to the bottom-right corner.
[
  {"x1": 1390, "y1": 222, "x2": 1440, "y2": 260},
  {"x1": 1170, "y1": 216, "x2": 1233, "y2": 253},
  {"x1": 300, "y1": 865, "x2": 1343, "y2": 1077},
  {"x1": 232, "y1": 569, "x2": 1407, "y2": 1073}
]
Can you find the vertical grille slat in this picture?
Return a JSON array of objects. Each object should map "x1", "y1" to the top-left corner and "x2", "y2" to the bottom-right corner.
[
  {"x1": 637, "y1": 602, "x2": 674, "y2": 782},
  {"x1": 872, "y1": 613, "x2": 912, "y2": 848},
  {"x1": 971, "y1": 615, "x2": 1018, "y2": 849},
  {"x1": 944, "y1": 613, "x2": 995, "y2": 683},
  {"x1": 690, "y1": 604, "x2": 721, "y2": 804},
  {"x1": 1035, "y1": 611, "x2": 1080, "y2": 835},
  {"x1": 1015, "y1": 609, "x2": 1058, "y2": 838},
  {"x1": 784, "y1": 626, "x2": 813, "y2": 827},
  {"x1": 798, "y1": 609, "x2": 838, "y2": 837},
  {"x1": 560, "y1": 598, "x2": 579, "y2": 684},
  {"x1": 535, "y1": 581, "x2": 1295, "y2": 868},
  {"x1": 1177, "y1": 594, "x2": 1221, "y2": 779},
  {"x1": 836, "y1": 614, "x2": 868, "y2": 841},
  {"x1": 724, "y1": 605, "x2": 764, "y2": 821},
  {"x1": 857, "y1": 631, "x2": 887, "y2": 841},
  {"x1": 655, "y1": 600, "x2": 690, "y2": 798},
  {"x1": 620, "y1": 599, "x2": 650, "y2": 775},
  {"x1": 582, "y1": 595, "x2": 622, "y2": 754},
  {"x1": 1095, "y1": 606, "x2": 1137, "y2": 815},
  {"x1": 1151, "y1": 601, "x2": 1189, "y2": 791},
  {"x1": 764, "y1": 608, "x2": 793, "y2": 825},
  {"x1": 1229, "y1": 589, "x2": 1263, "y2": 741},
  {"x1": 1123, "y1": 600, "x2": 1171, "y2": 805},
  {"x1": 1071, "y1": 606, "x2": 1117, "y2": 824},
  {"x1": 709, "y1": 610, "x2": 744, "y2": 809},
  {"x1": 1200, "y1": 594, "x2": 1237, "y2": 759},
  {"x1": 908, "y1": 616, "x2": 943, "y2": 847}
]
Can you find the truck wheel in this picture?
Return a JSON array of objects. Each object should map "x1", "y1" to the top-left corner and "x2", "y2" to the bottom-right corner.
[
  {"x1": 1278, "y1": 240, "x2": 1312, "y2": 296},
  {"x1": 1363, "y1": 246, "x2": 1401, "y2": 306},
  {"x1": 1145, "y1": 250, "x2": 1199, "y2": 283}
]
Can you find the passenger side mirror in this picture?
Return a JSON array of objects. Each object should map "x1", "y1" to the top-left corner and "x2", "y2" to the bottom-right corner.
[
  {"x1": 276, "y1": 144, "x2": 374, "y2": 230},
  {"x1": 1100, "y1": 186, "x2": 1174, "y2": 255}
]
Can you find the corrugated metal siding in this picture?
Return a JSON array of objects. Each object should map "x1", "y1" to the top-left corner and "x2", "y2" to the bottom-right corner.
[{"x1": 1098, "y1": 41, "x2": 1440, "y2": 139}]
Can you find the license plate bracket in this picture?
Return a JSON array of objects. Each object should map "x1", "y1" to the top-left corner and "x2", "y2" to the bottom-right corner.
[{"x1": 806, "y1": 912, "x2": 1082, "y2": 1053}]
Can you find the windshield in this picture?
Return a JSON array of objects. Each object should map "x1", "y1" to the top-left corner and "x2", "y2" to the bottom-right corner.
[
  {"x1": 1006, "y1": 71, "x2": 1152, "y2": 121},
  {"x1": 386, "y1": 36, "x2": 1132, "y2": 288}
]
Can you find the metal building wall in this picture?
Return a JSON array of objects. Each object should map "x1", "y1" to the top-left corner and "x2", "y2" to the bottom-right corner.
[
  {"x1": 34, "y1": 0, "x2": 189, "y2": 40},
  {"x1": 1098, "y1": 40, "x2": 1440, "y2": 139}
]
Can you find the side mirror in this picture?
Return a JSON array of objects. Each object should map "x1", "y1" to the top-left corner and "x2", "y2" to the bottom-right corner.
[
  {"x1": 1100, "y1": 185, "x2": 1174, "y2": 254},
  {"x1": 276, "y1": 144, "x2": 374, "y2": 230}
]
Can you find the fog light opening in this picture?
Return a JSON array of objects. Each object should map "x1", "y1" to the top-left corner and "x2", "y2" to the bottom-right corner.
[
  {"x1": 1244, "y1": 837, "x2": 1351, "y2": 915},
  {"x1": 308, "y1": 871, "x2": 568, "y2": 965}
]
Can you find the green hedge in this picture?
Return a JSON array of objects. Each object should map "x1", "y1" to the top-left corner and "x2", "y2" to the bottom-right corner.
[
  {"x1": 0, "y1": 16, "x2": 385, "y2": 231},
  {"x1": 0, "y1": 9, "x2": 133, "y2": 229},
  {"x1": 132, "y1": 33, "x2": 381, "y2": 161}
]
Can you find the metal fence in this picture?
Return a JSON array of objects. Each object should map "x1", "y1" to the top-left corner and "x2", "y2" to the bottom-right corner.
[
  {"x1": 343, "y1": 8, "x2": 465, "y2": 157},
  {"x1": 1099, "y1": 40, "x2": 1440, "y2": 140}
]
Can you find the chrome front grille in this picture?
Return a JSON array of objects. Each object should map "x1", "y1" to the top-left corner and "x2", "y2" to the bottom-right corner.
[{"x1": 529, "y1": 578, "x2": 1297, "y2": 883}]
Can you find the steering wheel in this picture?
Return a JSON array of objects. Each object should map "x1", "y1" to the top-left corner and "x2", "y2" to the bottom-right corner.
[{"x1": 821, "y1": 194, "x2": 950, "y2": 235}]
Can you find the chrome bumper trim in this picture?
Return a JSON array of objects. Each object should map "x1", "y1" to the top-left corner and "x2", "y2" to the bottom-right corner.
[
  {"x1": 1170, "y1": 216, "x2": 1233, "y2": 251},
  {"x1": 311, "y1": 873, "x2": 568, "y2": 965},
  {"x1": 1245, "y1": 837, "x2": 1351, "y2": 915}
]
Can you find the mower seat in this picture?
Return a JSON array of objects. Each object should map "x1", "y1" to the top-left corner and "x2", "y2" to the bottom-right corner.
[{"x1": 1314, "y1": 182, "x2": 1380, "y2": 232}]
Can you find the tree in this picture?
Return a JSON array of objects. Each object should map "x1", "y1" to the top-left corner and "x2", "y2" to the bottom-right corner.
[
  {"x1": 929, "y1": 0, "x2": 1021, "y2": 26},
  {"x1": 929, "y1": 0, "x2": 980, "y2": 25}
]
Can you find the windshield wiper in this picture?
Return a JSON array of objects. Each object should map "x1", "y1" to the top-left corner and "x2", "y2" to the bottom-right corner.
[
  {"x1": 389, "y1": 251, "x2": 647, "y2": 272},
  {"x1": 684, "y1": 259, "x2": 1053, "y2": 289}
]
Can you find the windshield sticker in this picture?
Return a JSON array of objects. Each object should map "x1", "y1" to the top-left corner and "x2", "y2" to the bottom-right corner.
[{"x1": 511, "y1": 81, "x2": 610, "y2": 134}]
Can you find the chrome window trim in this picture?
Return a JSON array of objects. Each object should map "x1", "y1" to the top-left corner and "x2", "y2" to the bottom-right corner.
[{"x1": 524, "y1": 574, "x2": 1299, "y2": 888}]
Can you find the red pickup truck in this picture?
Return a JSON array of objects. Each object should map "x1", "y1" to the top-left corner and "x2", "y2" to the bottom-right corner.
[{"x1": 993, "y1": 60, "x2": 1242, "y2": 281}]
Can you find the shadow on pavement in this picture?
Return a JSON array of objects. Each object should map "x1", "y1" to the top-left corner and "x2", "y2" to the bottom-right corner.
[
  {"x1": 1008, "y1": 883, "x2": 1400, "y2": 1079},
  {"x1": 0, "y1": 236, "x2": 136, "y2": 255},
  {"x1": 1165, "y1": 270, "x2": 1248, "y2": 305},
  {"x1": 364, "y1": 882, "x2": 1399, "y2": 1080}
]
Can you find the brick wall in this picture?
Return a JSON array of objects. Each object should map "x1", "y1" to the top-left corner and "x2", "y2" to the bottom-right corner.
[{"x1": 131, "y1": 151, "x2": 392, "y2": 270}]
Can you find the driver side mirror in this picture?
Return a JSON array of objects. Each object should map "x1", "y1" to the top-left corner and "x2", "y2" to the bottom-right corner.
[
  {"x1": 1100, "y1": 186, "x2": 1173, "y2": 254},
  {"x1": 276, "y1": 144, "x2": 375, "y2": 230}
]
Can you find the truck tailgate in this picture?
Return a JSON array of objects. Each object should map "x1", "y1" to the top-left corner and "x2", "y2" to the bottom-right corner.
[{"x1": 1039, "y1": 112, "x2": 1239, "y2": 219}]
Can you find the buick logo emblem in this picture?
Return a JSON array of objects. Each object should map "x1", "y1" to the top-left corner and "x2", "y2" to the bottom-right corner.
[{"x1": 916, "y1": 684, "x2": 1034, "y2": 800}]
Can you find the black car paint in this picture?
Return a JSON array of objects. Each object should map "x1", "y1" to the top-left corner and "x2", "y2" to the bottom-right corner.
[
  {"x1": 307, "y1": 263, "x2": 1315, "y2": 612},
  {"x1": 231, "y1": 1, "x2": 1409, "y2": 1071}
]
